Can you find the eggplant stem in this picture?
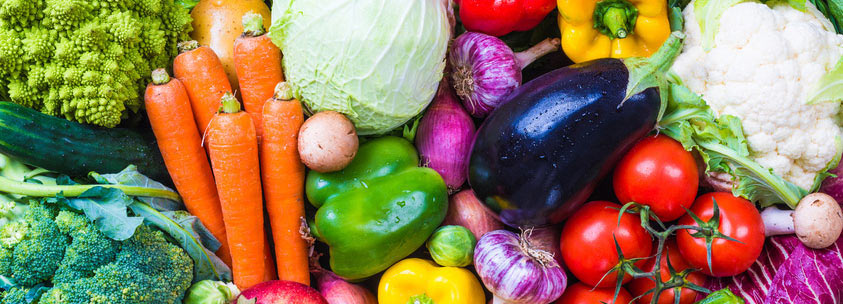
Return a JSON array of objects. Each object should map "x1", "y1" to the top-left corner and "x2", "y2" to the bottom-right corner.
[{"x1": 514, "y1": 38, "x2": 561, "y2": 70}]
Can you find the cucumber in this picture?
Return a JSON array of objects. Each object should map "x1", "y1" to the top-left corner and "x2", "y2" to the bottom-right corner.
[{"x1": 0, "y1": 102, "x2": 171, "y2": 183}]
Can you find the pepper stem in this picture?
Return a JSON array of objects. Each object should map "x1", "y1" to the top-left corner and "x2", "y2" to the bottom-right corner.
[
  {"x1": 406, "y1": 294, "x2": 434, "y2": 304},
  {"x1": 151, "y1": 68, "x2": 170, "y2": 85},
  {"x1": 219, "y1": 92, "x2": 241, "y2": 114},
  {"x1": 593, "y1": 0, "x2": 639, "y2": 40},
  {"x1": 242, "y1": 12, "x2": 266, "y2": 37}
]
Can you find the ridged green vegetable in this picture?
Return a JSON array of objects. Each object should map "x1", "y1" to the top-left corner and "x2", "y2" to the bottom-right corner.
[{"x1": 0, "y1": 102, "x2": 170, "y2": 182}]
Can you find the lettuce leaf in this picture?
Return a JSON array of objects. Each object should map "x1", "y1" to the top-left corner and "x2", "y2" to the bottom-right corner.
[
  {"x1": 94, "y1": 165, "x2": 183, "y2": 211},
  {"x1": 659, "y1": 80, "x2": 808, "y2": 208},
  {"x1": 58, "y1": 187, "x2": 144, "y2": 241}
]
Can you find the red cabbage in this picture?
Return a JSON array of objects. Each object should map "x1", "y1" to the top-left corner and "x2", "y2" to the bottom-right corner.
[{"x1": 703, "y1": 235, "x2": 843, "y2": 304}]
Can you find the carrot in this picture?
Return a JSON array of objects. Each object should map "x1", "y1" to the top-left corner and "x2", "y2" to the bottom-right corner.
[
  {"x1": 143, "y1": 69, "x2": 233, "y2": 266},
  {"x1": 173, "y1": 40, "x2": 233, "y2": 136},
  {"x1": 207, "y1": 93, "x2": 267, "y2": 289},
  {"x1": 233, "y1": 12, "x2": 284, "y2": 140},
  {"x1": 260, "y1": 82, "x2": 309, "y2": 285}
]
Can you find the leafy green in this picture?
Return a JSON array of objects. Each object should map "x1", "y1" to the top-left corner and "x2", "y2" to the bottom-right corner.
[
  {"x1": 669, "y1": 0, "x2": 692, "y2": 31},
  {"x1": 659, "y1": 79, "x2": 808, "y2": 208},
  {"x1": 176, "y1": 0, "x2": 201, "y2": 10},
  {"x1": 0, "y1": 275, "x2": 16, "y2": 290},
  {"x1": 807, "y1": 56, "x2": 843, "y2": 104},
  {"x1": 810, "y1": 0, "x2": 843, "y2": 33},
  {"x1": 129, "y1": 204, "x2": 232, "y2": 283},
  {"x1": 94, "y1": 166, "x2": 183, "y2": 211},
  {"x1": 59, "y1": 187, "x2": 144, "y2": 241}
]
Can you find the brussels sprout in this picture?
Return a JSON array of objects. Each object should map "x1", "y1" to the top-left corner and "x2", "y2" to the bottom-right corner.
[
  {"x1": 184, "y1": 280, "x2": 239, "y2": 304},
  {"x1": 426, "y1": 225, "x2": 476, "y2": 267}
]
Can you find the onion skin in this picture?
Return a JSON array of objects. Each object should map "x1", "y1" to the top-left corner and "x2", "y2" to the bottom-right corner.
[
  {"x1": 316, "y1": 271, "x2": 377, "y2": 304},
  {"x1": 474, "y1": 230, "x2": 567, "y2": 304},
  {"x1": 449, "y1": 32, "x2": 559, "y2": 117},
  {"x1": 524, "y1": 226, "x2": 563, "y2": 267},
  {"x1": 416, "y1": 81, "x2": 476, "y2": 191},
  {"x1": 443, "y1": 189, "x2": 504, "y2": 239}
]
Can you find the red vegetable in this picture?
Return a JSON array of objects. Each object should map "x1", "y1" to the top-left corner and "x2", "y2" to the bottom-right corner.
[
  {"x1": 458, "y1": 0, "x2": 557, "y2": 37},
  {"x1": 559, "y1": 201, "x2": 652, "y2": 288},
  {"x1": 554, "y1": 282, "x2": 633, "y2": 304},
  {"x1": 236, "y1": 280, "x2": 328, "y2": 304},
  {"x1": 677, "y1": 192, "x2": 765, "y2": 277},
  {"x1": 415, "y1": 81, "x2": 476, "y2": 191},
  {"x1": 626, "y1": 240, "x2": 706, "y2": 304},
  {"x1": 442, "y1": 189, "x2": 504, "y2": 240},
  {"x1": 613, "y1": 135, "x2": 699, "y2": 221}
]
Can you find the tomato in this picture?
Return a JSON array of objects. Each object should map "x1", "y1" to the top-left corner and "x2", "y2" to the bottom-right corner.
[
  {"x1": 555, "y1": 282, "x2": 633, "y2": 304},
  {"x1": 626, "y1": 240, "x2": 707, "y2": 304},
  {"x1": 676, "y1": 192, "x2": 765, "y2": 277},
  {"x1": 560, "y1": 201, "x2": 653, "y2": 287},
  {"x1": 613, "y1": 135, "x2": 699, "y2": 221}
]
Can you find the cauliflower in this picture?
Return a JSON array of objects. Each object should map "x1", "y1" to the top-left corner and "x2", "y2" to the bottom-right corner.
[
  {"x1": 671, "y1": 0, "x2": 843, "y2": 190},
  {"x1": 0, "y1": 0, "x2": 192, "y2": 128}
]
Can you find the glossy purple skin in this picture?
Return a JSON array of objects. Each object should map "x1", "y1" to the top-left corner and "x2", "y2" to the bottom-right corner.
[
  {"x1": 474, "y1": 230, "x2": 567, "y2": 304},
  {"x1": 416, "y1": 83, "x2": 476, "y2": 191},
  {"x1": 450, "y1": 32, "x2": 520, "y2": 117}
]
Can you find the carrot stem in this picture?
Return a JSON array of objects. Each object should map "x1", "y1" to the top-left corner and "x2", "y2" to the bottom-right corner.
[
  {"x1": 242, "y1": 12, "x2": 266, "y2": 37},
  {"x1": 220, "y1": 93, "x2": 241, "y2": 114},
  {"x1": 151, "y1": 68, "x2": 171, "y2": 85}
]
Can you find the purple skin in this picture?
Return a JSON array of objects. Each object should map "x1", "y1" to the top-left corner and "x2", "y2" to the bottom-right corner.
[
  {"x1": 416, "y1": 81, "x2": 476, "y2": 191},
  {"x1": 474, "y1": 230, "x2": 567, "y2": 304},
  {"x1": 450, "y1": 32, "x2": 560, "y2": 118}
]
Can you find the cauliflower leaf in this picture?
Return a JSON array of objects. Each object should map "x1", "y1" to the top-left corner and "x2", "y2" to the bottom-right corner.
[{"x1": 807, "y1": 56, "x2": 843, "y2": 105}]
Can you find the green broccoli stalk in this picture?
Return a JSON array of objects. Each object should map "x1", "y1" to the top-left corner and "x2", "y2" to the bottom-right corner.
[
  {"x1": 0, "y1": 0, "x2": 193, "y2": 128},
  {"x1": 0, "y1": 175, "x2": 180, "y2": 202}
]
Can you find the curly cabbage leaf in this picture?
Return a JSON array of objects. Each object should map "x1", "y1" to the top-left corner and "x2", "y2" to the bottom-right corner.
[{"x1": 268, "y1": 0, "x2": 450, "y2": 135}]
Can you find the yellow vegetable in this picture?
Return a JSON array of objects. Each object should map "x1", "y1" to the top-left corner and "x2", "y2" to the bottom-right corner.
[
  {"x1": 557, "y1": 0, "x2": 670, "y2": 62},
  {"x1": 190, "y1": 0, "x2": 272, "y2": 92},
  {"x1": 378, "y1": 258, "x2": 485, "y2": 304}
]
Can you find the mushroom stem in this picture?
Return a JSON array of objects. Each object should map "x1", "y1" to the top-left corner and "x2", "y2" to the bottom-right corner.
[{"x1": 761, "y1": 207, "x2": 794, "y2": 236}]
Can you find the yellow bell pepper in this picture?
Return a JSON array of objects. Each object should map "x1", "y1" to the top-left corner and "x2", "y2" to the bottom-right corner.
[
  {"x1": 378, "y1": 258, "x2": 485, "y2": 304},
  {"x1": 557, "y1": 0, "x2": 671, "y2": 62}
]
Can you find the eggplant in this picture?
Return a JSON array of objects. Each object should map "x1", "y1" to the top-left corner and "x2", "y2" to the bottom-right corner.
[{"x1": 468, "y1": 33, "x2": 684, "y2": 228}]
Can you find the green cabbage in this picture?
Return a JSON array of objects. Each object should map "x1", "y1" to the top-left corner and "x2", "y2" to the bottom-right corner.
[{"x1": 269, "y1": 0, "x2": 450, "y2": 135}]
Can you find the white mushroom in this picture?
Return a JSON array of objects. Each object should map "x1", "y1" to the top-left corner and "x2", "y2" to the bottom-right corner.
[
  {"x1": 298, "y1": 111, "x2": 359, "y2": 173},
  {"x1": 762, "y1": 193, "x2": 843, "y2": 249}
]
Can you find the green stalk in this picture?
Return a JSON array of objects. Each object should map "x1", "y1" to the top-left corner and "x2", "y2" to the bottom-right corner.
[
  {"x1": 622, "y1": 32, "x2": 685, "y2": 121},
  {"x1": 593, "y1": 0, "x2": 639, "y2": 39},
  {"x1": 0, "y1": 175, "x2": 181, "y2": 202},
  {"x1": 219, "y1": 92, "x2": 241, "y2": 114},
  {"x1": 151, "y1": 68, "x2": 170, "y2": 85},
  {"x1": 241, "y1": 12, "x2": 266, "y2": 37}
]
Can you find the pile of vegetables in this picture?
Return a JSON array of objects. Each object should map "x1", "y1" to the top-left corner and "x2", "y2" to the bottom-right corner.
[{"x1": 0, "y1": 0, "x2": 842, "y2": 303}]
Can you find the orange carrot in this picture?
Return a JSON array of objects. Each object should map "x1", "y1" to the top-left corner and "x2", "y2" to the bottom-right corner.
[
  {"x1": 260, "y1": 82, "x2": 309, "y2": 285},
  {"x1": 207, "y1": 93, "x2": 267, "y2": 289},
  {"x1": 233, "y1": 12, "x2": 284, "y2": 139},
  {"x1": 143, "y1": 68, "x2": 233, "y2": 266},
  {"x1": 174, "y1": 41, "x2": 233, "y2": 136}
]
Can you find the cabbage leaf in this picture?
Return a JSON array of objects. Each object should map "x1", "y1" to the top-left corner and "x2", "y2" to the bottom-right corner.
[{"x1": 268, "y1": 0, "x2": 450, "y2": 135}]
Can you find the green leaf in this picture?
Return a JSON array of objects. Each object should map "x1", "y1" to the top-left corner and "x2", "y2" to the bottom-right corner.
[
  {"x1": 63, "y1": 187, "x2": 144, "y2": 241},
  {"x1": 95, "y1": 165, "x2": 183, "y2": 211},
  {"x1": 24, "y1": 283, "x2": 49, "y2": 303},
  {"x1": 129, "y1": 203, "x2": 233, "y2": 283},
  {"x1": 175, "y1": 0, "x2": 200, "y2": 10},
  {"x1": 807, "y1": 56, "x2": 843, "y2": 104},
  {"x1": 829, "y1": 0, "x2": 843, "y2": 33},
  {"x1": 659, "y1": 82, "x2": 808, "y2": 208},
  {"x1": 623, "y1": 32, "x2": 685, "y2": 121},
  {"x1": 694, "y1": 0, "x2": 747, "y2": 50}
]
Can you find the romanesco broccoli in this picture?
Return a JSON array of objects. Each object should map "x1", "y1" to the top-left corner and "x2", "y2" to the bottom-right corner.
[{"x1": 0, "y1": 0, "x2": 192, "y2": 127}]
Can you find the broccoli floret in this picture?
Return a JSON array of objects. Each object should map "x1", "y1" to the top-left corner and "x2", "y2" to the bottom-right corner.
[
  {"x1": 51, "y1": 211, "x2": 120, "y2": 284},
  {"x1": 0, "y1": 0, "x2": 192, "y2": 127},
  {"x1": 0, "y1": 286, "x2": 28, "y2": 304},
  {"x1": 2, "y1": 202, "x2": 67, "y2": 287},
  {"x1": 38, "y1": 225, "x2": 193, "y2": 304}
]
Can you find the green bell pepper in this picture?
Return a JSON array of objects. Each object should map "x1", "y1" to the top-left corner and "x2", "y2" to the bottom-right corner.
[{"x1": 306, "y1": 136, "x2": 449, "y2": 280}]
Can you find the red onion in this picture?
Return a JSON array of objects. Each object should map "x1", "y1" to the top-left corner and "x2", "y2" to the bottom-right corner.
[
  {"x1": 315, "y1": 270, "x2": 377, "y2": 304},
  {"x1": 474, "y1": 230, "x2": 567, "y2": 304},
  {"x1": 416, "y1": 80, "x2": 476, "y2": 191},
  {"x1": 443, "y1": 189, "x2": 504, "y2": 239},
  {"x1": 450, "y1": 32, "x2": 560, "y2": 117}
]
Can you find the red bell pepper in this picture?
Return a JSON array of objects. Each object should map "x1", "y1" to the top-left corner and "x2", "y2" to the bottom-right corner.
[{"x1": 458, "y1": 0, "x2": 556, "y2": 37}]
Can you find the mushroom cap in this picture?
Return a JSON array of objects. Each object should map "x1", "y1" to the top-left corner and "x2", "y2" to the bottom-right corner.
[{"x1": 794, "y1": 193, "x2": 843, "y2": 249}]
